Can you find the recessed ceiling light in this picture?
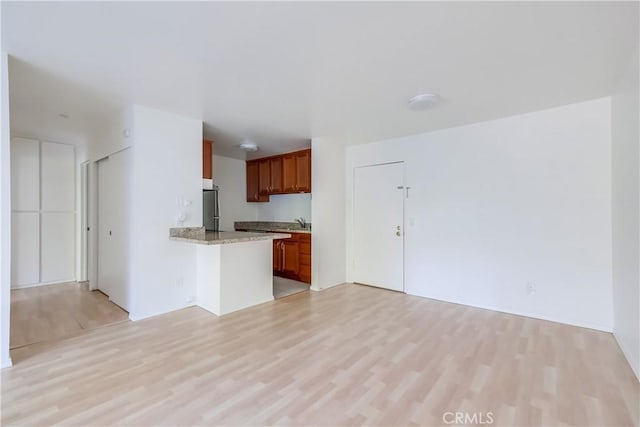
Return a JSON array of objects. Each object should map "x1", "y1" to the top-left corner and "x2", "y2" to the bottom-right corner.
[
  {"x1": 58, "y1": 113, "x2": 70, "y2": 119},
  {"x1": 408, "y1": 93, "x2": 440, "y2": 111},
  {"x1": 238, "y1": 142, "x2": 259, "y2": 152}
]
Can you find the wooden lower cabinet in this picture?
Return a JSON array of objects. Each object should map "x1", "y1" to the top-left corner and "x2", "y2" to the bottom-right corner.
[
  {"x1": 273, "y1": 233, "x2": 311, "y2": 284},
  {"x1": 281, "y1": 240, "x2": 299, "y2": 276},
  {"x1": 298, "y1": 234, "x2": 311, "y2": 283}
]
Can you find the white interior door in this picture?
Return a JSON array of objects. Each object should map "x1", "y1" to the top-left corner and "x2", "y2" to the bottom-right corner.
[
  {"x1": 353, "y1": 162, "x2": 405, "y2": 292},
  {"x1": 97, "y1": 150, "x2": 130, "y2": 311}
]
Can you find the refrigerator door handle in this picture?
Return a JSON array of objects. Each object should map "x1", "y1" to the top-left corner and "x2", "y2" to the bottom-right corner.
[{"x1": 213, "y1": 190, "x2": 220, "y2": 218}]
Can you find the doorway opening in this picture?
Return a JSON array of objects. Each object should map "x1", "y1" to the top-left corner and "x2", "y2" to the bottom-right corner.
[{"x1": 8, "y1": 138, "x2": 129, "y2": 363}]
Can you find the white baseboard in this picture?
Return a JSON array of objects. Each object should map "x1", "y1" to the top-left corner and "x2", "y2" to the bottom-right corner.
[
  {"x1": 1, "y1": 354, "x2": 12, "y2": 369},
  {"x1": 311, "y1": 281, "x2": 349, "y2": 292},
  {"x1": 406, "y1": 291, "x2": 613, "y2": 332},
  {"x1": 614, "y1": 332, "x2": 640, "y2": 381},
  {"x1": 11, "y1": 279, "x2": 77, "y2": 290}
]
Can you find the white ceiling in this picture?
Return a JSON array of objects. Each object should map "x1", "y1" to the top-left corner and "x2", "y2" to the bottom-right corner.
[{"x1": 2, "y1": 1, "x2": 638, "y2": 159}]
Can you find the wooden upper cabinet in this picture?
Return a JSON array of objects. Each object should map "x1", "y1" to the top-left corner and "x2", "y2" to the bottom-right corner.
[
  {"x1": 246, "y1": 148, "x2": 311, "y2": 201},
  {"x1": 246, "y1": 160, "x2": 268, "y2": 202},
  {"x1": 282, "y1": 153, "x2": 297, "y2": 192},
  {"x1": 295, "y1": 149, "x2": 311, "y2": 192},
  {"x1": 269, "y1": 157, "x2": 283, "y2": 193},
  {"x1": 258, "y1": 159, "x2": 271, "y2": 195},
  {"x1": 202, "y1": 139, "x2": 213, "y2": 179}
]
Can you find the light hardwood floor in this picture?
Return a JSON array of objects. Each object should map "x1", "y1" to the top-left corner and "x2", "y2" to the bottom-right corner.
[
  {"x1": 2, "y1": 284, "x2": 638, "y2": 426},
  {"x1": 10, "y1": 282, "x2": 129, "y2": 350}
]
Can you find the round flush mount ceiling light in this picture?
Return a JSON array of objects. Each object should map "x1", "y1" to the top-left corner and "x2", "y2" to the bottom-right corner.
[
  {"x1": 408, "y1": 93, "x2": 441, "y2": 111},
  {"x1": 238, "y1": 142, "x2": 259, "y2": 152}
]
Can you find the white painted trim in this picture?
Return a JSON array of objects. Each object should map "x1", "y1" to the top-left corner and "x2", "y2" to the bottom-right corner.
[
  {"x1": 1, "y1": 354, "x2": 12, "y2": 369},
  {"x1": 311, "y1": 281, "x2": 349, "y2": 292},
  {"x1": 1, "y1": 50, "x2": 12, "y2": 373},
  {"x1": 11, "y1": 279, "x2": 76, "y2": 290},
  {"x1": 79, "y1": 161, "x2": 89, "y2": 282}
]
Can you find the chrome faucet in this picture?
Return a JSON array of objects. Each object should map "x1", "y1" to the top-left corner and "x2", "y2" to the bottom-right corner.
[{"x1": 295, "y1": 217, "x2": 307, "y2": 229}]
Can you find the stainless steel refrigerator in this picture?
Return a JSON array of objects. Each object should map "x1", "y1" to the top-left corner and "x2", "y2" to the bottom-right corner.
[{"x1": 203, "y1": 187, "x2": 220, "y2": 231}]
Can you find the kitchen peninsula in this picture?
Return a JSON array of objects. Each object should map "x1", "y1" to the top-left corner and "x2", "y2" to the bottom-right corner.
[{"x1": 170, "y1": 227, "x2": 290, "y2": 315}]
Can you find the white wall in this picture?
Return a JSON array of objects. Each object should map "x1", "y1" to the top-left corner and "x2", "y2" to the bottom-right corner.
[
  {"x1": 611, "y1": 45, "x2": 639, "y2": 379},
  {"x1": 213, "y1": 155, "x2": 257, "y2": 230},
  {"x1": 256, "y1": 194, "x2": 311, "y2": 223},
  {"x1": 311, "y1": 138, "x2": 346, "y2": 290},
  {"x1": 346, "y1": 98, "x2": 614, "y2": 331},
  {"x1": 1, "y1": 51, "x2": 13, "y2": 368},
  {"x1": 128, "y1": 105, "x2": 203, "y2": 320},
  {"x1": 88, "y1": 107, "x2": 133, "y2": 161}
]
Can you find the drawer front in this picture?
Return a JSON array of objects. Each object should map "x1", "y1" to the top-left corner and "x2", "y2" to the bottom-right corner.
[
  {"x1": 296, "y1": 233, "x2": 311, "y2": 242},
  {"x1": 299, "y1": 254, "x2": 311, "y2": 266},
  {"x1": 299, "y1": 242, "x2": 311, "y2": 255},
  {"x1": 288, "y1": 232, "x2": 311, "y2": 242}
]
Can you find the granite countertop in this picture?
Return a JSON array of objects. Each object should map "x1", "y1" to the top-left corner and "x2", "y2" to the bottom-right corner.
[
  {"x1": 169, "y1": 227, "x2": 290, "y2": 245},
  {"x1": 234, "y1": 221, "x2": 312, "y2": 234}
]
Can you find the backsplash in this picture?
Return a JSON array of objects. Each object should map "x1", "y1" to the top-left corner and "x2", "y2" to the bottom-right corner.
[
  {"x1": 255, "y1": 193, "x2": 311, "y2": 222},
  {"x1": 235, "y1": 221, "x2": 312, "y2": 232}
]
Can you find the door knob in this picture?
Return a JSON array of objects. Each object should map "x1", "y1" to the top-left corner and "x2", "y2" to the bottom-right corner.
[
  {"x1": 396, "y1": 226, "x2": 400, "y2": 230},
  {"x1": 396, "y1": 231, "x2": 401, "y2": 237}
]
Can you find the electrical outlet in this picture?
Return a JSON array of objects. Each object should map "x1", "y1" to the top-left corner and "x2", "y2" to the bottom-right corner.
[
  {"x1": 186, "y1": 295, "x2": 195, "y2": 304},
  {"x1": 526, "y1": 282, "x2": 536, "y2": 296}
]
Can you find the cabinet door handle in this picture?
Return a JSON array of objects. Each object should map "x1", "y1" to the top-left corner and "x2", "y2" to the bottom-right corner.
[
  {"x1": 280, "y1": 242, "x2": 284, "y2": 271},
  {"x1": 281, "y1": 243, "x2": 285, "y2": 270}
]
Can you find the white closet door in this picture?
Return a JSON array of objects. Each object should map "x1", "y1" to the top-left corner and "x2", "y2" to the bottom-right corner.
[
  {"x1": 41, "y1": 212, "x2": 75, "y2": 283},
  {"x1": 10, "y1": 137, "x2": 39, "y2": 211},
  {"x1": 41, "y1": 142, "x2": 75, "y2": 211},
  {"x1": 11, "y1": 212, "x2": 40, "y2": 287},
  {"x1": 98, "y1": 150, "x2": 130, "y2": 311}
]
